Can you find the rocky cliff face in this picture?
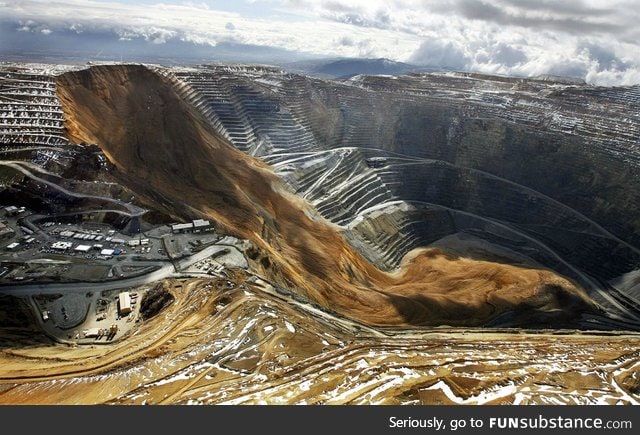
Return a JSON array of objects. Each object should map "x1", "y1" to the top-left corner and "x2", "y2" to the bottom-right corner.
[{"x1": 54, "y1": 64, "x2": 628, "y2": 329}]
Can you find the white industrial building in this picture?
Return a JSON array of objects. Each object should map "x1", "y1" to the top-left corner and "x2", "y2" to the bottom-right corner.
[
  {"x1": 171, "y1": 223, "x2": 193, "y2": 233},
  {"x1": 4, "y1": 206, "x2": 19, "y2": 215},
  {"x1": 193, "y1": 219, "x2": 212, "y2": 232},
  {"x1": 172, "y1": 219, "x2": 213, "y2": 234},
  {"x1": 74, "y1": 245, "x2": 91, "y2": 252},
  {"x1": 51, "y1": 241, "x2": 73, "y2": 251},
  {"x1": 84, "y1": 328, "x2": 100, "y2": 338},
  {"x1": 128, "y1": 238, "x2": 150, "y2": 247},
  {"x1": 118, "y1": 292, "x2": 132, "y2": 316}
]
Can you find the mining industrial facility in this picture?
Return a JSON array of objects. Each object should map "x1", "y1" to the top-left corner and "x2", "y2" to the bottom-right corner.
[{"x1": 0, "y1": 61, "x2": 639, "y2": 404}]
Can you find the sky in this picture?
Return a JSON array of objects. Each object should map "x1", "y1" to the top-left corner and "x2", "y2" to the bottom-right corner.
[{"x1": 1, "y1": 0, "x2": 639, "y2": 85}]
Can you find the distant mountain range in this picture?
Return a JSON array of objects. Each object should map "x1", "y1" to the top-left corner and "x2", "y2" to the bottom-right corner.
[{"x1": 283, "y1": 57, "x2": 435, "y2": 79}]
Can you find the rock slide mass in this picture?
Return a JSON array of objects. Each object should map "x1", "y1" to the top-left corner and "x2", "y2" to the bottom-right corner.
[{"x1": 1, "y1": 63, "x2": 639, "y2": 404}]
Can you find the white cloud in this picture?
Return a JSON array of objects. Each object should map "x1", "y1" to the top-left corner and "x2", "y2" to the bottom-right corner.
[
  {"x1": 273, "y1": 0, "x2": 640, "y2": 85},
  {"x1": 409, "y1": 40, "x2": 471, "y2": 70},
  {"x1": 1, "y1": 0, "x2": 639, "y2": 85},
  {"x1": 0, "y1": 0, "x2": 421, "y2": 58}
]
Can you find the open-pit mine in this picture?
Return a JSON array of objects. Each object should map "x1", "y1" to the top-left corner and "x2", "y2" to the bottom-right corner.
[{"x1": 0, "y1": 63, "x2": 639, "y2": 404}]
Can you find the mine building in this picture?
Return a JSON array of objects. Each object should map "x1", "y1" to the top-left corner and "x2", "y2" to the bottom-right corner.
[
  {"x1": 51, "y1": 241, "x2": 72, "y2": 251},
  {"x1": 193, "y1": 219, "x2": 212, "y2": 232},
  {"x1": 3, "y1": 206, "x2": 19, "y2": 216},
  {"x1": 84, "y1": 328, "x2": 100, "y2": 338},
  {"x1": 171, "y1": 220, "x2": 213, "y2": 233},
  {"x1": 171, "y1": 222, "x2": 193, "y2": 233},
  {"x1": 118, "y1": 292, "x2": 132, "y2": 316}
]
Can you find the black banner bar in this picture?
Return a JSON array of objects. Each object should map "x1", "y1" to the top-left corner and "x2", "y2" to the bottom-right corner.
[{"x1": 0, "y1": 405, "x2": 637, "y2": 435}]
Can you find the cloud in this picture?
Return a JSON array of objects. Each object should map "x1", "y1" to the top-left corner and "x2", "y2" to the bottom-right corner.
[
  {"x1": 490, "y1": 42, "x2": 528, "y2": 66},
  {"x1": 337, "y1": 35, "x2": 355, "y2": 46},
  {"x1": 409, "y1": 40, "x2": 470, "y2": 70},
  {"x1": 472, "y1": 41, "x2": 528, "y2": 69},
  {"x1": 0, "y1": 0, "x2": 421, "y2": 59},
  {"x1": 293, "y1": 0, "x2": 639, "y2": 40},
  {"x1": 322, "y1": 1, "x2": 356, "y2": 13},
  {"x1": 451, "y1": 0, "x2": 625, "y2": 36},
  {"x1": 0, "y1": 0, "x2": 639, "y2": 85},
  {"x1": 579, "y1": 41, "x2": 629, "y2": 72},
  {"x1": 497, "y1": 0, "x2": 615, "y2": 18}
]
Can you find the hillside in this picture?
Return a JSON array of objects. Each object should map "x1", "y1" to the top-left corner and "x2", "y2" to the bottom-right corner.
[{"x1": 55, "y1": 64, "x2": 598, "y2": 327}]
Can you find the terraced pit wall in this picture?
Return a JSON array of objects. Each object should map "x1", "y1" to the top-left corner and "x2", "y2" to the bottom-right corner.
[{"x1": 167, "y1": 66, "x2": 640, "y2": 329}]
